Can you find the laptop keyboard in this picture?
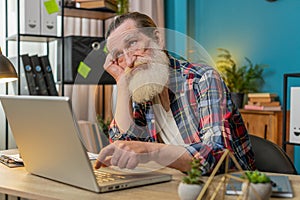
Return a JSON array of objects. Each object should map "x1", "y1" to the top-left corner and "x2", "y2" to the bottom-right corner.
[{"x1": 94, "y1": 170, "x2": 126, "y2": 183}]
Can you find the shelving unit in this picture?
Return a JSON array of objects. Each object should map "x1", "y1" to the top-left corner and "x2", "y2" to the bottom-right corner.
[
  {"x1": 282, "y1": 73, "x2": 300, "y2": 151},
  {"x1": 63, "y1": 6, "x2": 116, "y2": 20},
  {"x1": 6, "y1": 34, "x2": 59, "y2": 43},
  {"x1": 5, "y1": 0, "x2": 60, "y2": 96},
  {"x1": 5, "y1": 0, "x2": 117, "y2": 94},
  {"x1": 4, "y1": 0, "x2": 117, "y2": 149}
]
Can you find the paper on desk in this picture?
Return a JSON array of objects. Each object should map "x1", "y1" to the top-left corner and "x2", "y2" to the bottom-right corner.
[
  {"x1": 0, "y1": 154, "x2": 23, "y2": 163},
  {"x1": 87, "y1": 152, "x2": 98, "y2": 160}
]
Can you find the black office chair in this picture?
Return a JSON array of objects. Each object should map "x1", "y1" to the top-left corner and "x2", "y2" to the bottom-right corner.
[{"x1": 249, "y1": 134, "x2": 298, "y2": 174}]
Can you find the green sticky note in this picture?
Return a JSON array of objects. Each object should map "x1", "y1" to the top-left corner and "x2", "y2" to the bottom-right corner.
[
  {"x1": 77, "y1": 62, "x2": 91, "y2": 79},
  {"x1": 44, "y1": 0, "x2": 59, "y2": 14},
  {"x1": 103, "y1": 44, "x2": 108, "y2": 54}
]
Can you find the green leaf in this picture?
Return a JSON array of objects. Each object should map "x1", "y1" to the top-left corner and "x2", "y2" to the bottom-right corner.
[
  {"x1": 216, "y1": 48, "x2": 267, "y2": 93},
  {"x1": 181, "y1": 158, "x2": 204, "y2": 184},
  {"x1": 242, "y1": 170, "x2": 271, "y2": 183}
]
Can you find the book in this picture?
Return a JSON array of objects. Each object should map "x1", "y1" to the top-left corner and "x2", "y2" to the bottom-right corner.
[
  {"x1": 75, "y1": 0, "x2": 117, "y2": 4},
  {"x1": 244, "y1": 104, "x2": 281, "y2": 111},
  {"x1": 75, "y1": 0, "x2": 101, "y2": 2},
  {"x1": 21, "y1": 54, "x2": 38, "y2": 95},
  {"x1": 75, "y1": 0, "x2": 117, "y2": 11},
  {"x1": 75, "y1": 0, "x2": 114, "y2": 1},
  {"x1": 248, "y1": 93, "x2": 277, "y2": 98},
  {"x1": 247, "y1": 101, "x2": 280, "y2": 106},
  {"x1": 81, "y1": 18, "x2": 90, "y2": 36},
  {"x1": 30, "y1": 55, "x2": 49, "y2": 95},
  {"x1": 248, "y1": 97, "x2": 275, "y2": 103},
  {"x1": 39, "y1": 55, "x2": 59, "y2": 96},
  {"x1": 226, "y1": 174, "x2": 294, "y2": 198}
]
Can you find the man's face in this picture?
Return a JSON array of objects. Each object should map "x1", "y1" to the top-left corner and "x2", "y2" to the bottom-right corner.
[{"x1": 107, "y1": 19, "x2": 170, "y2": 103}]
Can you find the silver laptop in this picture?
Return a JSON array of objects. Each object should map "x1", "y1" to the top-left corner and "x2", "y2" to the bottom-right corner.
[{"x1": 0, "y1": 95, "x2": 172, "y2": 193}]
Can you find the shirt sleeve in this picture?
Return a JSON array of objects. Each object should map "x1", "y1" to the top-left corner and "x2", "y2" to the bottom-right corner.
[
  {"x1": 184, "y1": 68, "x2": 248, "y2": 174},
  {"x1": 107, "y1": 101, "x2": 156, "y2": 142}
]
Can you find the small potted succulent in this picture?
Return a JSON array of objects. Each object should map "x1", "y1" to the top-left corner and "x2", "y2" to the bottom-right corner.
[
  {"x1": 241, "y1": 170, "x2": 272, "y2": 200},
  {"x1": 178, "y1": 159, "x2": 204, "y2": 200}
]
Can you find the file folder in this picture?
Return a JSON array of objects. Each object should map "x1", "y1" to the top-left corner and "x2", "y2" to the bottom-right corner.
[
  {"x1": 21, "y1": 54, "x2": 38, "y2": 95},
  {"x1": 39, "y1": 55, "x2": 58, "y2": 96},
  {"x1": 30, "y1": 55, "x2": 49, "y2": 95}
]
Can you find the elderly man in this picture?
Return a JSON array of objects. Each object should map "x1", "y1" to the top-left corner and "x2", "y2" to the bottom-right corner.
[{"x1": 94, "y1": 12, "x2": 255, "y2": 175}]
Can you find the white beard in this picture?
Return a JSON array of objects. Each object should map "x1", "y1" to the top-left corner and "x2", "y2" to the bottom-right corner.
[{"x1": 127, "y1": 43, "x2": 170, "y2": 103}]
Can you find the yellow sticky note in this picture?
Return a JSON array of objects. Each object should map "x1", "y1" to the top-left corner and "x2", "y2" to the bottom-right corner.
[
  {"x1": 44, "y1": 0, "x2": 59, "y2": 14},
  {"x1": 78, "y1": 62, "x2": 91, "y2": 79}
]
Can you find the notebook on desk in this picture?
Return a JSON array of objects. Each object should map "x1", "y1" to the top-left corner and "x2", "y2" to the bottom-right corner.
[{"x1": 0, "y1": 95, "x2": 172, "y2": 193}]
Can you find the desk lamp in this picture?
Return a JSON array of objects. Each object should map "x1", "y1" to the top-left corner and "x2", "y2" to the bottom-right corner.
[{"x1": 0, "y1": 47, "x2": 18, "y2": 83}]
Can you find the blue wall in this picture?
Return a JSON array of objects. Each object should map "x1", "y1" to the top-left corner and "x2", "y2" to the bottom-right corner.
[{"x1": 165, "y1": 0, "x2": 300, "y2": 173}]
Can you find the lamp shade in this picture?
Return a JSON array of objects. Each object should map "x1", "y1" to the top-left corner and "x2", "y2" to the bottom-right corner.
[{"x1": 0, "y1": 47, "x2": 18, "y2": 83}]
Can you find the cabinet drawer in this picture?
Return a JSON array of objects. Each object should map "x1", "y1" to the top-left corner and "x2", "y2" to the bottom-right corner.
[{"x1": 240, "y1": 109, "x2": 282, "y2": 145}]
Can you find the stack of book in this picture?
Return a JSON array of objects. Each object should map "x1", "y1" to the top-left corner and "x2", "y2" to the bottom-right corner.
[
  {"x1": 244, "y1": 93, "x2": 281, "y2": 111},
  {"x1": 75, "y1": 0, "x2": 117, "y2": 11}
]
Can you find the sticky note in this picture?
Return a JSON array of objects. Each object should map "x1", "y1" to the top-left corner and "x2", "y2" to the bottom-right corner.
[
  {"x1": 77, "y1": 62, "x2": 91, "y2": 79},
  {"x1": 44, "y1": 0, "x2": 60, "y2": 14},
  {"x1": 103, "y1": 44, "x2": 108, "y2": 54}
]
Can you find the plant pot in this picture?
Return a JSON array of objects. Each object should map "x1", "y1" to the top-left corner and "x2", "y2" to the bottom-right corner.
[
  {"x1": 178, "y1": 182, "x2": 203, "y2": 200},
  {"x1": 242, "y1": 182, "x2": 272, "y2": 200},
  {"x1": 231, "y1": 92, "x2": 245, "y2": 109}
]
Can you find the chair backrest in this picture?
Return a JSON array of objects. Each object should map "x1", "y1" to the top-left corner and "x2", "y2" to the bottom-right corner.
[{"x1": 249, "y1": 134, "x2": 298, "y2": 174}]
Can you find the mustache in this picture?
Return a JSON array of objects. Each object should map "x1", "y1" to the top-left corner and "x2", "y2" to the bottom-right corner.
[{"x1": 125, "y1": 51, "x2": 169, "y2": 75}]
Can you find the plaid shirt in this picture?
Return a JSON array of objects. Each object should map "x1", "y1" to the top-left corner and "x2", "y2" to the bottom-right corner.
[{"x1": 108, "y1": 56, "x2": 255, "y2": 175}]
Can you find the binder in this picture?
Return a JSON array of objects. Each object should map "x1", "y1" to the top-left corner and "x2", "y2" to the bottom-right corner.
[
  {"x1": 21, "y1": 54, "x2": 38, "y2": 95},
  {"x1": 40, "y1": 0, "x2": 58, "y2": 36},
  {"x1": 39, "y1": 55, "x2": 58, "y2": 96},
  {"x1": 30, "y1": 55, "x2": 49, "y2": 95},
  {"x1": 19, "y1": 0, "x2": 40, "y2": 35}
]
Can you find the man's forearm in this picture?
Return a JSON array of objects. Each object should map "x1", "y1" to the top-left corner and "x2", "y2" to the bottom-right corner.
[
  {"x1": 114, "y1": 81, "x2": 132, "y2": 132},
  {"x1": 147, "y1": 143, "x2": 193, "y2": 172}
]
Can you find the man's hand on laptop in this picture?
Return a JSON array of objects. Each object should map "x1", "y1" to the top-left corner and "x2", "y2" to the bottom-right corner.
[
  {"x1": 94, "y1": 141, "x2": 162, "y2": 169},
  {"x1": 94, "y1": 141, "x2": 192, "y2": 172}
]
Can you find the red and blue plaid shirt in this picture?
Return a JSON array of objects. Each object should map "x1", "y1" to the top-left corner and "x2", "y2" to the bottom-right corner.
[{"x1": 108, "y1": 56, "x2": 255, "y2": 175}]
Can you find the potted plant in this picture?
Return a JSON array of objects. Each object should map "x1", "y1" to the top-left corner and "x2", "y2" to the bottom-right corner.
[
  {"x1": 178, "y1": 159, "x2": 204, "y2": 200},
  {"x1": 216, "y1": 48, "x2": 267, "y2": 108},
  {"x1": 96, "y1": 114, "x2": 111, "y2": 139},
  {"x1": 241, "y1": 170, "x2": 272, "y2": 200}
]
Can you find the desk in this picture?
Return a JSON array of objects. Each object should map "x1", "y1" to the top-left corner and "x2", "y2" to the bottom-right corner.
[{"x1": 0, "y1": 150, "x2": 300, "y2": 200}]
